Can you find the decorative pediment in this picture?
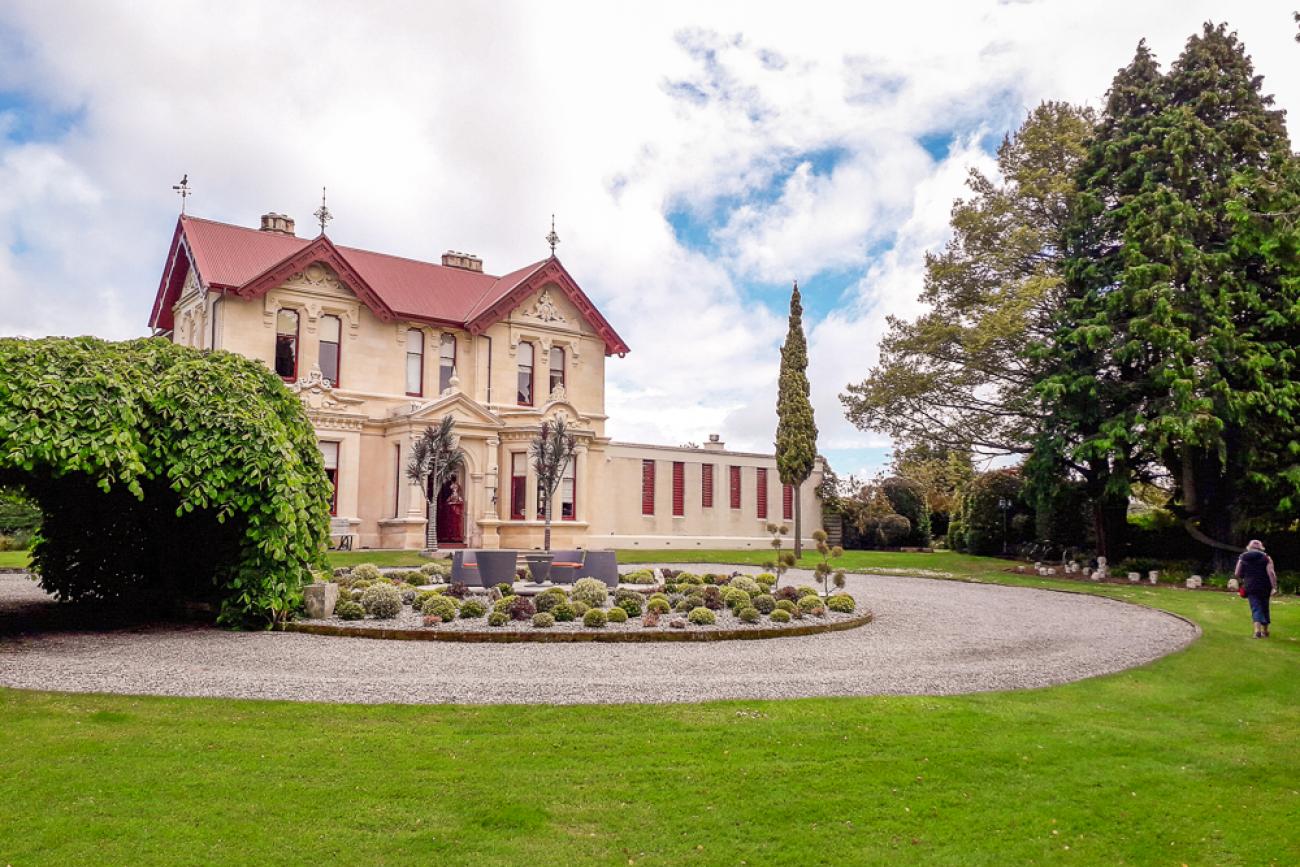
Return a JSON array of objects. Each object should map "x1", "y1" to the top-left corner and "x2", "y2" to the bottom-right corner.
[
  {"x1": 523, "y1": 289, "x2": 567, "y2": 325},
  {"x1": 399, "y1": 392, "x2": 505, "y2": 429},
  {"x1": 291, "y1": 366, "x2": 365, "y2": 411}
]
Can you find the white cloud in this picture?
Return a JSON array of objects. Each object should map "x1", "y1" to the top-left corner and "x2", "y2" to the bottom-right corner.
[{"x1": 0, "y1": 0, "x2": 1297, "y2": 459}]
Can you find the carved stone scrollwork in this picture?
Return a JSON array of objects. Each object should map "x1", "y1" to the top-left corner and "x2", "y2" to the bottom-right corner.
[
  {"x1": 525, "y1": 289, "x2": 566, "y2": 324},
  {"x1": 291, "y1": 364, "x2": 365, "y2": 411}
]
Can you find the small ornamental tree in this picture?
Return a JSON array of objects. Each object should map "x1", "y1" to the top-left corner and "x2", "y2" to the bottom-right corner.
[
  {"x1": 762, "y1": 521, "x2": 795, "y2": 588},
  {"x1": 0, "y1": 337, "x2": 331, "y2": 627},
  {"x1": 406, "y1": 416, "x2": 465, "y2": 552},
  {"x1": 531, "y1": 416, "x2": 577, "y2": 552},
  {"x1": 775, "y1": 281, "x2": 818, "y2": 557},
  {"x1": 811, "y1": 529, "x2": 845, "y2": 598}
]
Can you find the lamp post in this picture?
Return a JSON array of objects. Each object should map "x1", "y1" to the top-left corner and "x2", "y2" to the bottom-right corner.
[{"x1": 997, "y1": 497, "x2": 1012, "y2": 555}]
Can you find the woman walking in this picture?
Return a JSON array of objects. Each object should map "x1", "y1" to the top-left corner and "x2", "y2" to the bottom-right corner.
[{"x1": 1235, "y1": 540, "x2": 1279, "y2": 638}]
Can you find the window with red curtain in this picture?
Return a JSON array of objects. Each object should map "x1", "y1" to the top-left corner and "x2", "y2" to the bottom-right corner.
[
  {"x1": 641, "y1": 460, "x2": 655, "y2": 515},
  {"x1": 701, "y1": 463, "x2": 714, "y2": 508},
  {"x1": 672, "y1": 461, "x2": 685, "y2": 516},
  {"x1": 510, "y1": 452, "x2": 527, "y2": 520},
  {"x1": 729, "y1": 465, "x2": 741, "y2": 509},
  {"x1": 783, "y1": 483, "x2": 794, "y2": 521},
  {"x1": 756, "y1": 467, "x2": 768, "y2": 519}
]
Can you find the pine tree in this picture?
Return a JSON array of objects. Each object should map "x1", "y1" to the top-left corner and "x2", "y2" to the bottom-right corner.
[{"x1": 775, "y1": 281, "x2": 818, "y2": 557}]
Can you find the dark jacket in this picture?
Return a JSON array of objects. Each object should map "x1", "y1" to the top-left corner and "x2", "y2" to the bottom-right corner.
[{"x1": 1237, "y1": 550, "x2": 1273, "y2": 596}]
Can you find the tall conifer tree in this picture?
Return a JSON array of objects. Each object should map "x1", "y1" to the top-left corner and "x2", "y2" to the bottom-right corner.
[{"x1": 776, "y1": 281, "x2": 818, "y2": 557}]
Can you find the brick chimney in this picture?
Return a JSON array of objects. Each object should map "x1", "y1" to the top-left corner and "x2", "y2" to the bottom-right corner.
[
  {"x1": 702, "y1": 434, "x2": 725, "y2": 451},
  {"x1": 259, "y1": 212, "x2": 296, "y2": 236},
  {"x1": 441, "y1": 250, "x2": 483, "y2": 272}
]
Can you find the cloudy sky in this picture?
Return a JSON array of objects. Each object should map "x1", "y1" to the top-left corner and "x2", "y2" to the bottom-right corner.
[{"x1": 1, "y1": 2, "x2": 1297, "y2": 478}]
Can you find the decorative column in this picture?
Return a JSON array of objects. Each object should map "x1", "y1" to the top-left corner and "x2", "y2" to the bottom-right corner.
[{"x1": 484, "y1": 437, "x2": 501, "y2": 519}]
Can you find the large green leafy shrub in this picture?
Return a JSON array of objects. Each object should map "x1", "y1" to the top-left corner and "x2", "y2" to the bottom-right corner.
[{"x1": 0, "y1": 337, "x2": 330, "y2": 626}]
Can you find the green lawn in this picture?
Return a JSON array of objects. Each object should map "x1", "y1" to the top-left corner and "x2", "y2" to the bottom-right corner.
[
  {"x1": 2, "y1": 553, "x2": 1297, "y2": 865},
  {"x1": 325, "y1": 548, "x2": 432, "y2": 569},
  {"x1": 0, "y1": 549, "x2": 30, "y2": 569}
]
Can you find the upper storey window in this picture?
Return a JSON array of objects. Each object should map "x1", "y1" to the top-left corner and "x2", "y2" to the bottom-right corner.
[
  {"x1": 319, "y1": 314, "x2": 341, "y2": 387},
  {"x1": 274, "y1": 309, "x2": 299, "y2": 380},
  {"x1": 549, "y1": 347, "x2": 565, "y2": 396},
  {"x1": 405, "y1": 329, "x2": 424, "y2": 396},
  {"x1": 517, "y1": 341, "x2": 535, "y2": 405},
  {"x1": 439, "y1": 333, "x2": 456, "y2": 394}
]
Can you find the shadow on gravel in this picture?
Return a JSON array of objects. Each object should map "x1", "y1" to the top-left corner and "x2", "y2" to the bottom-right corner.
[{"x1": 0, "y1": 573, "x2": 215, "y2": 638}]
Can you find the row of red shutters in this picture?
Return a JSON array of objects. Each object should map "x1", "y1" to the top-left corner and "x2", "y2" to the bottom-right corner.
[{"x1": 643, "y1": 460, "x2": 793, "y2": 520}]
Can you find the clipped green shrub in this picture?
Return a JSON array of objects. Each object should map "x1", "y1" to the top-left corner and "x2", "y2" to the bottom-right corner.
[
  {"x1": 607, "y1": 606, "x2": 628, "y2": 623},
  {"x1": 798, "y1": 595, "x2": 826, "y2": 616},
  {"x1": 350, "y1": 564, "x2": 382, "y2": 583},
  {"x1": 496, "y1": 582, "x2": 515, "y2": 597},
  {"x1": 738, "y1": 606, "x2": 760, "y2": 624},
  {"x1": 583, "y1": 608, "x2": 608, "y2": 628},
  {"x1": 648, "y1": 592, "x2": 670, "y2": 604},
  {"x1": 535, "y1": 587, "x2": 568, "y2": 612},
  {"x1": 730, "y1": 576, "x2": 761, "y2": 596},
  {"x1": 570, "y1": 600, "x2": 591, "y2": 618},
  {"x1": 687, "y1": 607, "x2": 716, "y2": 626},
  {"x1": 775, "y1": 599, "x2": 797, "y2": 614},
  {"x1": 616, "y1": 596, "x2": 643, "y2": 617},
  {"x1": 387, "y1": 570, "x2": 416, "y2": 585},
  {"x1": 571, "y1": 577, "x2": 608, "y2": 607},
  {"x1": 335, "y1": 600, "x2": 364, "y2": 621},
  {"x1": 751, "y1": 593, "x2": 776, "y2": 614},
  {"x1": 678, "y1": 573, "x2": 704, "y2": 585},
  {"x1": 487, "y1": 611, "x2": 508, "y2": 627},
  {"x1": 754, "y1": 573, "x2": 777, "y2": 588},
  {"x1": 459, "y1": 598, "x2": 487, "y2": 619},
  {"x1": 647, "y1": 598, "x2": 671, "y2": 615},
  {"x1": 769, "y1": 608, "x2": 791, "y2": 623},
  {"x1": 361, "y1": 583, "x2": 403, "y2": 619},
  {"x1": 674, "y1": 598, "x2": 693, "y2": 613},
  {"x1": 420, "y1": 560, "x2": 452, "y2": 578},
  {"x1": 421, "y1": 595, "x2": 459, "y2": 621},
  {"x1": 399, "y1": 587, "x2": 417, "y2": 606},
  {"x1": 414, "y1": 589, "x2": 440, "y2": 608},
  {"x1": 826, "y1": 594, "x2": 856, "y2": 613},
  {"x1": 796, "y1": 585, "x2": 820, "y2": 599},
  {"x1": 531, "y1": 612, "x2": 555, "y2": 628},
  {"x1": 551, "y1": 602, "x2": 576, "y2": 622},
  {"x1": 621, "y1": 569, "x2": 655, "y2": 584},
  {"x1": 722, "y1": 587, "x2": 751, "y2": 611}
]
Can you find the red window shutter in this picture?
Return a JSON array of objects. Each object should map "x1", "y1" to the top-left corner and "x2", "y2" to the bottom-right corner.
[
  {"x1": 701, "y1": 463, "x2": 714, "y2": 507},
  {"x1": 642, "y1": 460, "x2": 655, "y2": 515},
  {"x1": 783, "y1": 483, "x2": 794, "y2": 521},
  {"x1": 756, "y1": 468, "x2": 768, "y2": 519},
  {"x1": 729, "y1": 465, "x2": 741, "y2": 509},
  {"x1": 672, "y1": 462, "x2": 685, "y2": 516}
]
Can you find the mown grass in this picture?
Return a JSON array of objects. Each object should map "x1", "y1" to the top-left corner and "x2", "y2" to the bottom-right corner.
[
  {"x1": 2, "y1": 553, "x2": 1298, "y2": 865},
  {"x1": 0, "y1": 549, "x2": 30, "y2": 569},
  {"x1": 325, "y1": 549, "x2": 432, "y2": 569}
]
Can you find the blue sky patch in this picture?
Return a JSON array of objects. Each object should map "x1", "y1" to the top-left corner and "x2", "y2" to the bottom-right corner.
[{"x1": 0, "y1": 90, "x2": 84, "y2": 143}]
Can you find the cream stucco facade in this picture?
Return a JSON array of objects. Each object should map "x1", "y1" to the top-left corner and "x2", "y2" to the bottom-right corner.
[{"x1": 159, "y1": 215, "x2": 823, "y2": 551}]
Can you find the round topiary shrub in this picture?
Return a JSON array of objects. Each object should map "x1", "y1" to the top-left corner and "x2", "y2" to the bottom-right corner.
[
  {"x1": 769, "y1": 608, "x2": 791, "y2": 623},
  {"x1": 583, "y1": 608, "x2": 608, "y2": 628},
  {"x1": 797, "y1": 595, "x2": 826, "y2": 616},
  {"x1": 493, "y1": 595, "x2": 513, "y2": 614},
  {"x1": 679, "y1": 573, "x2": 704, "y2": 585},
  {"x1": 616, "y1": 596, "x2": 642, "y2": 617},
  {"x1": 399, "y1": 587, "x2": 417, "y2": 606},
  {"x1": 420, "y1": 560, "x2": 452, "y2": 579},
  {"x1": 350, "y1": 564, "x2": 383, "y2": 583},
  {"x1": 361, "y1": 583, "x2": 403, "y2": 619},
  {"x1": 751, "y1": 593, "x2": 776, "y2": 614},
  {"x1": 570, "y1": 600, "x2": 590, "y2": 618},
  {"x1": 459, "y1": 598, "x2": 487, "y2": 619},
  {"x1": 797, "y1": 585, "x2": 820, "y2": 599},
  {"x1": 775, "y1": 598, "x2": 797, "y2": 614},
  {"x1": 607, "y1": 606, "x2": 629, "y2": 623},
  {"x1": 421, "y1": 594, "x2": 459, "y2": 621},
  {"x1": 531, "y1": 612, "x2": 555, "y2": 628},
  {"x1": 775, "y1": 586, "x2": 800, "y2": 603},
  {"x1": 700, "y1": 585, "x2": 724, "y2": 610},
  {"x1": 674, "y1": 598, "x2": 692, "y2": 612},
  {"x1": 535, "y1": 588, "x2": 568, "y2": 612},
  {"x1": 722, "y1": 587, "x2": 751, "y2": 611},
  {"x1": 620, "y1": 568, "x2": 655, "y2": 584},
  {"x1": 487, "y1": 611, "x2": 508, "y2": 627},
  {"x1": 826, "y1": 594, "x2": 856, "y2": 613},
  {"x1": 551, "y1": 602, "x2": 576, "y2": 622},
  {"x1": 334, "y1": 599, "x2": 364, "y2": 620},
  {"x1": 647, "y1": 598, "x2": 671, "y2": 615},
  {"x1": 738, "y1": 606, "x2": 761, "y2": 624},
  {"x1": 754, "y1": 573, "x2": 777, "y2": 589},
  {"x1": 687, "y1": 606, "x2": 716, "y2": 626},
  {"x1": 730, "y1": 576, "x2": 761, "y2": 596},
  {"x1": 572, "y1": 577, "x2": 608, "y2": 607},
  {"x1": 496, "y1": 582, "x2": 515, "y2": 597}
]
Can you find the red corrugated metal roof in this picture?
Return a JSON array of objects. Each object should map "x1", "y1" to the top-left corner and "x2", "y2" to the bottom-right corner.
[{"x1": 149, "y1": 215, "x2": 629, "y2": 355}]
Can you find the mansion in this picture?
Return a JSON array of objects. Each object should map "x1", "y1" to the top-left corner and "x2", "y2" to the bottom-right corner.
[{"x1": 148, "y1": 211, "x2": 824, "y2": 551}]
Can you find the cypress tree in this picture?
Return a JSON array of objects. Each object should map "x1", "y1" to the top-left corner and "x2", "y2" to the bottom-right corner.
[{"x1": 775, "y1": 281, "x2": 818, "y2": 557}]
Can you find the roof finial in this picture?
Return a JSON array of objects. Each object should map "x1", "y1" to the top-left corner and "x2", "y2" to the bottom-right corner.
[
  {"x1": 172, "y1": 174, "x2": 191, "y2": 214},
  {"x1": 313, "y1": 186, "x2": 333, "y2": 235},
  {"x1": 545, "y1": 213, "x2": 560, "y2": 257}
]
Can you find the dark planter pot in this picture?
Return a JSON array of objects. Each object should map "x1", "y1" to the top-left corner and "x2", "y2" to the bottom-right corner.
[{"x1": 523, "y1": 553, "x2": 554, "y2": 583}]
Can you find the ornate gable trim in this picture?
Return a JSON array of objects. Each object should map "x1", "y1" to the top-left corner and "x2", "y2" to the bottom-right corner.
[
  {"x1": 402, "y1": 392, "x2": 506, "y2": 429},
  {"x1": 235, "y1": 235, "x2": 396, "y2": 323},
  {"x1": 466, "y1": 258, "x2": 630, "y2": 357}
]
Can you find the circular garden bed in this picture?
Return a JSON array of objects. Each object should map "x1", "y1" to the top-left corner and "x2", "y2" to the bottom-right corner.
[{"x1": 290, "y1": 564, "x2": 871, "y2": 643}]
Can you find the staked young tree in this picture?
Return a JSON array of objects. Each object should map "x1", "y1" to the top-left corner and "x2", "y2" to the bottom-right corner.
[
  {"x1": 775, "y1": 281, "x2": 818, "y2": 558},
  {"x1": 406, "y1": 415, "x2": 465, "y2": 552},
  {"x1": 531, "y1": 416, "x2": 577, "y2": 553}
]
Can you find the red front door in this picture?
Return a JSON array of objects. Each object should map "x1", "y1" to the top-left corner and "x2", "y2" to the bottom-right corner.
[{"x1": 433, "y1": 476, "x2": 466, "y2": 545}]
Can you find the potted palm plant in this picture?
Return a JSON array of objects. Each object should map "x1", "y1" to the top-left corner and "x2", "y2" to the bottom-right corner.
[{"x1": 406, "y1": 415, "x2": 465, "y2": 553}]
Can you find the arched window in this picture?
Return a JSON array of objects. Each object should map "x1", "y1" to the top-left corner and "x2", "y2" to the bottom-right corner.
[
  {"x1": 439, "y1": 333, "x2": 456, "y2": 394},
  {"x1": 405, "y1": 329, "x2": 424, "y2": 396},
  {"x1": 274, "y1": 309, "x2": 299, "y2": 380},
  {"x1": 517, "y1": 341, "x2": 534, "y2": 405},
  {"x1": 319, "y1": 314, "x2": 341, "y2": 386},
  {"x1": 549, "y1": 346, "x2": 565, "y2": 395}
]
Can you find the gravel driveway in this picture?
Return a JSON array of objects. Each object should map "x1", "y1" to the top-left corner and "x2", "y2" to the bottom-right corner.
[{"x1": 0, "y1": 566, "x2": 1198, "y2": 705}]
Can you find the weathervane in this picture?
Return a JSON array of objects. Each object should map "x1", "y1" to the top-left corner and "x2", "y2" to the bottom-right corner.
[
  {"x1": 172, "y1": 174, "x2": 191, "y2": 214},
  {"x1": 313, "y1": 186, "x2": 333, "y2": 235},
  {"x1": 545, "y1": 213, "x2": 560, "y2": 257}
]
